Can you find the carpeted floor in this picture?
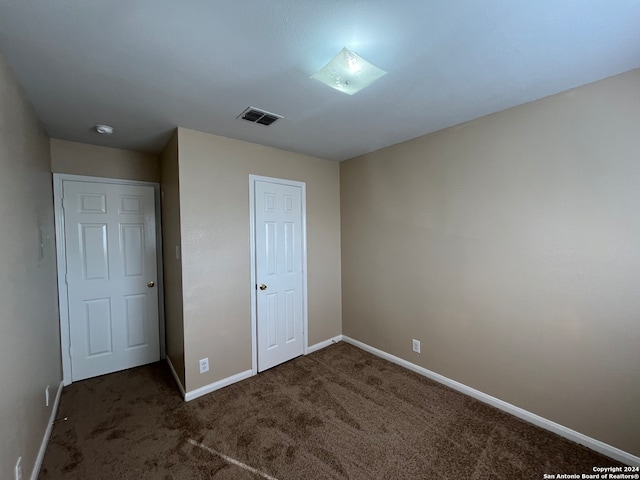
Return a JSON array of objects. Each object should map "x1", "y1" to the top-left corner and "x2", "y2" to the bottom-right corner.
[{"x1": 39, "y1": 342, "x2": 624, "y2": 479}]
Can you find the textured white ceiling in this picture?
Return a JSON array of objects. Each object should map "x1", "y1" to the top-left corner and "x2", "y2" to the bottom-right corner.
[{"x1": 1, "y1": 1, "x2": 639, "y2": 161}]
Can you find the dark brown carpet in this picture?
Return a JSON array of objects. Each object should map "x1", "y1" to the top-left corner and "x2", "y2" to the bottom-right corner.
[{"x1": 39, "y1": 342, "x2": 623, "y2": 479}]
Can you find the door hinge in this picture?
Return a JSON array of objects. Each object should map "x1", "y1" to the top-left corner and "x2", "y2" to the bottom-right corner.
[{"x1": 64, "y1": 273, "x2": 68, "y2": 285}]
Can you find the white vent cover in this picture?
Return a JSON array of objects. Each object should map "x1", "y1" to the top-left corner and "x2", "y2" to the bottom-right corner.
[{"x1": 237, "y1": 106, "x2": 282, "y2": 126}]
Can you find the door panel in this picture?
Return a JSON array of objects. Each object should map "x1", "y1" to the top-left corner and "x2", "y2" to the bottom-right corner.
[
  {"x1": 80, "y1": 224, "x2": 109, "y2": 279},
  {"x1": 255, "y1": 179, "x2": 305, "y2": 371},
  {"x1": 63, "y1": 180, "x2": 159, "y2": 381},
  {"x1": 124, "y1": 294, "x2": 147, "y2": 348},
  {"x1": 121, "y1": 224, "x2": 144, "y2": 276},
  {"x1": 85, "y1": 298, "x2": 113, "y2": 356}
]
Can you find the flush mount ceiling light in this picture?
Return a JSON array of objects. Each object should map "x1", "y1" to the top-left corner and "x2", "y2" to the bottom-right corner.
[
  {"x1": 311, "y1": 47, "x2": 387, "y2": 95},
  {"x1": 94, "y1": 124, "x2": 114, "y2": 135}
]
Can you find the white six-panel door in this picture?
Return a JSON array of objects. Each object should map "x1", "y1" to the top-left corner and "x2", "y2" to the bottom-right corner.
[
  {"x1": 63, "y1": 180, "x2": 160, "y2": 381},
  {"x1": 254, "y1": 178, "x2": 305, "y2": 372}
]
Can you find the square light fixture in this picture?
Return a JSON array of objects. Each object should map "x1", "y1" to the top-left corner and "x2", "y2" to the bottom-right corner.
[{"x1": 311, "y1": 47, "x2": 387, "y2": 95}]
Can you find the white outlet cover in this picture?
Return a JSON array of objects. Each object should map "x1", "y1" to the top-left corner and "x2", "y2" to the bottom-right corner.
[
  {"x1": 199, "y1": 358, "x2": 209, "y2": 373},
  {"x1": 412, "y1": 339, "x2": 421, "y2": 353}
]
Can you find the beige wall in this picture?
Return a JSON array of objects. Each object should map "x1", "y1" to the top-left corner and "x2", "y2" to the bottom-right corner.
[
  {"x1": 340, "y1": 69, "x2": 640, "y2": 456},
  {"x1": 177, "y1": 127, "x2": 342, "y2": 392},
  {"x1": 159, "y1": 131, "x2": 185, "y2": 387},
  {"x1": 51, "y1": 138, "x2": 159, "y2": 182},
  {"x1": 0, "y1": 52, "x2": 62, "y2": 478}
]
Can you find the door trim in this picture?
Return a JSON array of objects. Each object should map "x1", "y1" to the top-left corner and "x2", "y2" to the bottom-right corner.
[
  {"x1": 53, "y1": 173, "x2": 165, "y2": 386},
  {"x1": 249, "y1": 175, "x2": 309, "y2": 375}
]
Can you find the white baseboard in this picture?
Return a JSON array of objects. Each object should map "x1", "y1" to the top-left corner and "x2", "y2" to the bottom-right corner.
[
  {"x1": 342, "y1": 336, "x2": 639, "y2": 467},
  {"x1": 307, "y1": 335, "x2": 343, "y2": 354},
  {"x1": 185, "y1": 369, "x2": 253, "y2": 402},
  {"x1": 31, "y1": 380, "x2": 64, "y2": 480},
  {"x1": 179, "y1": 336, "x2": 342, "y2": 403},
  {"x1": 166, "y1": 356, "x2": 186, "y2": 399}
]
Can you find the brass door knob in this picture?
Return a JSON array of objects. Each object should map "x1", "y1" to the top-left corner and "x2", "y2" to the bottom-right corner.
[
  {"x1": 259, "y1": 284, "x2": 267, "y2": 290},
  {"x1": 147, "y1": 281, "x2": 155, "y2": 288}
]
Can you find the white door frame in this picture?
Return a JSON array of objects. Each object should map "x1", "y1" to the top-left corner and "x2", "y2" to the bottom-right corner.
[
  {"x1": 53, "y1": 173, "x2": 166, "y2": 386},
  {"x1": 249, "y1": 174, "x2": 309, "y2": 374}
]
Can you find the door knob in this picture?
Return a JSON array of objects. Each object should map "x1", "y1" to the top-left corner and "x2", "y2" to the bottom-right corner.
[
  {"x1": 147, "y1": 281, "x2": 155, "y2": 288},
  {"x1": 259, "y1": 284, "x2": 267, "y2": 290}
]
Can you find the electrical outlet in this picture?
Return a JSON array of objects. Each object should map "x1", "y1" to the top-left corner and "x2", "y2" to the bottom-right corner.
[
  {"x1": 412, "y1": 339, "x2": 421, "y2": 353},
  {"x1": 45, "y1": 385, "x2": 50, "y2": 407},
  {"x1": 15, "y1": 456, "x2": 23, "y2": 480},
  {"x1": 199, "y1": 358, "x2": 209, "y2": 374}
]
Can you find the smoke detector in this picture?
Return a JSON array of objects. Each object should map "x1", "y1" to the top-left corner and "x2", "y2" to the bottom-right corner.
[
  {"x1": 95, "y1": 124, "x2": 114, "y2": 135},
  {"x1": 237, "y1": 107, "x2": 282, "y2": 126}
]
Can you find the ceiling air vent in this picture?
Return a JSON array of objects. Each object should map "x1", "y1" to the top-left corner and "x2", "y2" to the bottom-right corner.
[{"x1": 237, "y1": 106, "x2": 282, "y2": 126}]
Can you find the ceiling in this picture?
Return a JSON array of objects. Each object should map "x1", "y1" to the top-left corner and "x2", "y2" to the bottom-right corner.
[{"x1": 1, "y1": 1, "x2": 639, "y2": 161}]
